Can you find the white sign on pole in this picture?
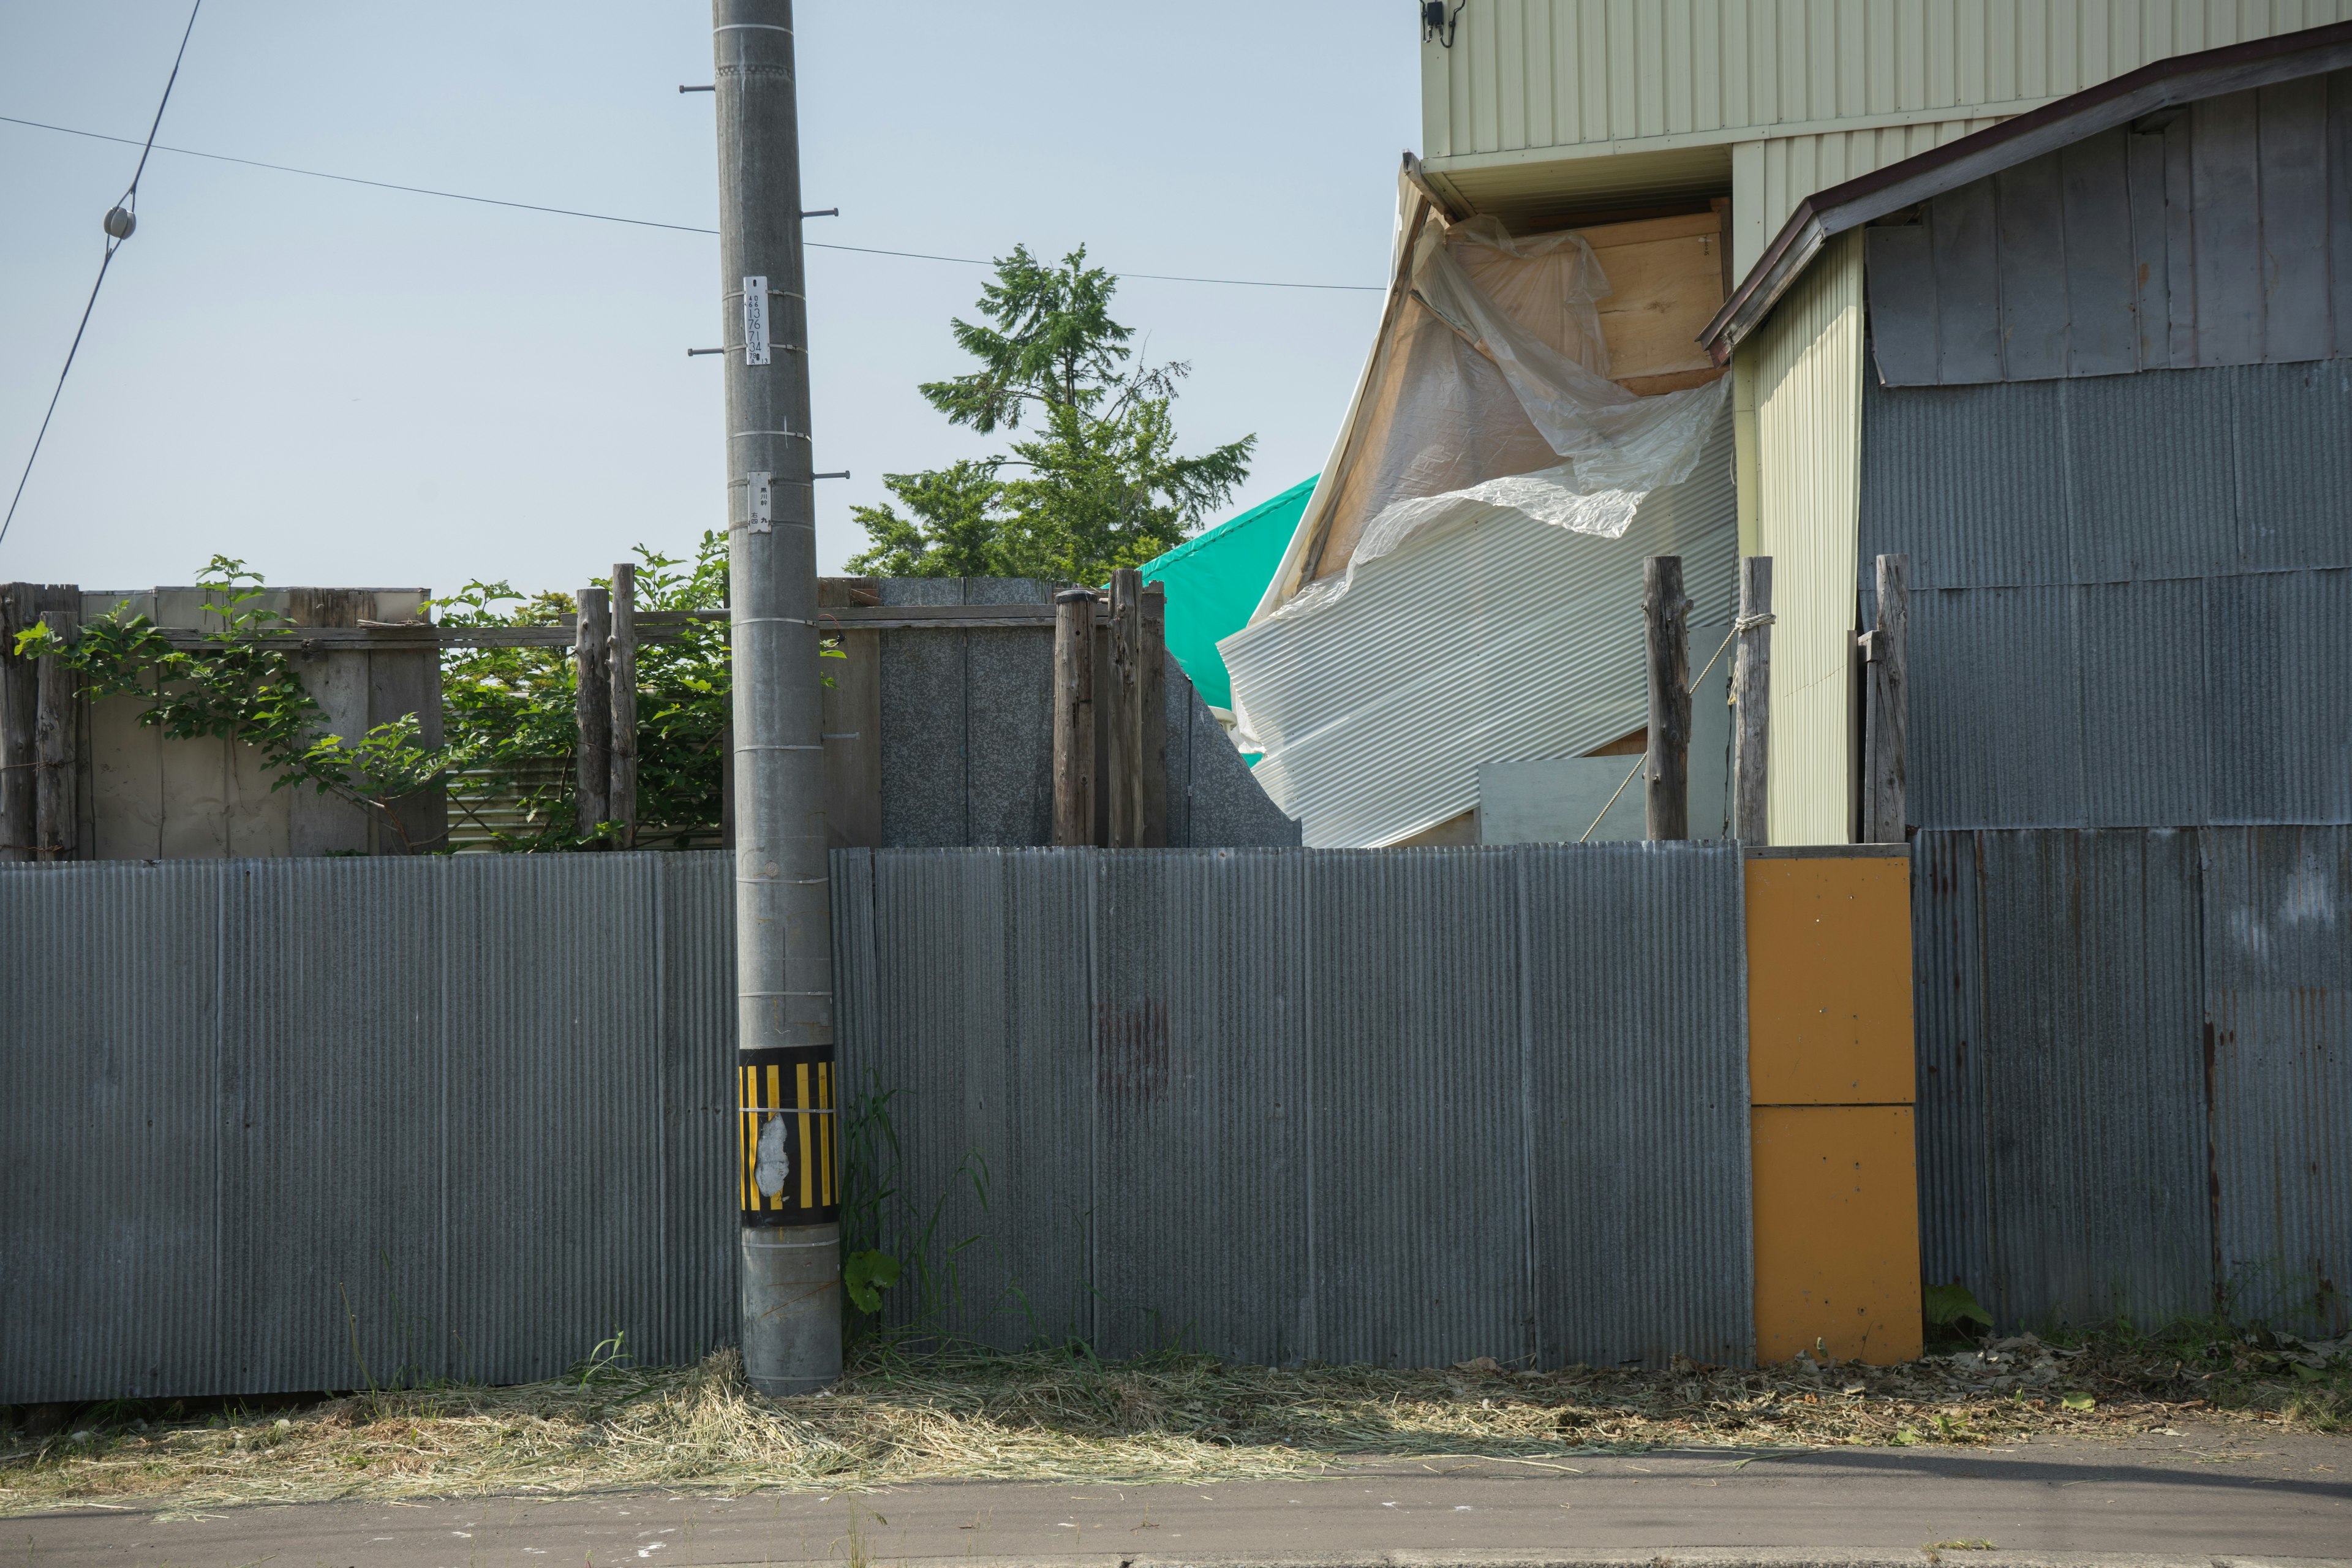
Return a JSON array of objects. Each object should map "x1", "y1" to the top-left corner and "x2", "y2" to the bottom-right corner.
[{"x1": 742, "y1": 276, "x2": 771, "y2": 366}]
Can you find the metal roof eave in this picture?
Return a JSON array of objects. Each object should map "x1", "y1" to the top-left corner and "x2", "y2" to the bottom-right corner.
[{"x1": 1698, "y1": 19, "x2": 2352, "y2": 365}]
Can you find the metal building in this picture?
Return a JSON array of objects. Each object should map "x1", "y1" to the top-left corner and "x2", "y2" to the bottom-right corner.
[{"x1": 1703, "y1": 26, "x2": 2352, "y2": 839}]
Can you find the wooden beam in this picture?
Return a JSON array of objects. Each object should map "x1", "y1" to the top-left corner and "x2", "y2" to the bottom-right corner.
[
  {"x1": 32, "y1": 608, "x2": 78, "y2": 861},
  {"x1": 1106, "y1": 569, "x2": 1144, "y2": 849},
  {"x1": 1733, "y1": 556, "x2": 1774, "y2": 844},
  {"x1": 1861, "y1": 553, "x2": 1909, "y2": 845},
  {"x1": 1643, "y1": 556, "x2": 1691, "y2": 841},
  {"x1": 0, "y1": 584, "x2": 37, "y2": 862},
  {"x1": 818, "y1": 576, "x2": 881, "y2": 849},
  {"x1": 1140, "y1": 581, "x2": 1168, "y2": 848},
  {"x1": 608, "y1": 564, "x2": 639, "y2": 849},
  {"x1": 573, "y1": 587, "x2": 611, "y2": 837},
  {"x1": 1052, "y1": 589, "x2": 1096, "y2": 846}
]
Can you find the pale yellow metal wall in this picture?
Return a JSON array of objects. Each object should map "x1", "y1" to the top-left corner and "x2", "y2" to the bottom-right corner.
[
  {"x1": 1422, "y1": 1, "x2": 2352, "y2": 267},
  {"x1": 1752, "y1": 230, "x2": 1863, "y2": 847}
]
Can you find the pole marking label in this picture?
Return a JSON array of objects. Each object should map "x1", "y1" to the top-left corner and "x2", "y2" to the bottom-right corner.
[{"x1": 742, "y1": 276, "x2": 771, "y2": 366}]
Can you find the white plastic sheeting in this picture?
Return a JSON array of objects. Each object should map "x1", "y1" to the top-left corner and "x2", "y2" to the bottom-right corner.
[{"x1": 1223, "y1": 168, "x2": 1735, "y2": 847}]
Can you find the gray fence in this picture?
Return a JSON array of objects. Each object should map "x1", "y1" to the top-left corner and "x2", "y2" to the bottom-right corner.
[
  {"x1": 1913, "y1": 827, "x2": 2352, "y2": 1335},
  {"x1": 832, "y1": 844, "x2": 1755, "y2": 1371},
  {"x1": 0, "y1": 854, "x2": 739, "y2": 1404}
]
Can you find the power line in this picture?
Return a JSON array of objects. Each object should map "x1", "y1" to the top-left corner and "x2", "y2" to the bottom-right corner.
[
  {"x1": 0, "y1": 113, "x2": 1386, "y2": 293},
  {"x1": 1, "y1": 2, "x2": 203, "y2": 554}
]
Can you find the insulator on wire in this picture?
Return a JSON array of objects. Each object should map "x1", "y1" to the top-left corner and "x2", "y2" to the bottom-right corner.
[{"x1": 104, "y1": 206, "x2": 137, "y2": 240}]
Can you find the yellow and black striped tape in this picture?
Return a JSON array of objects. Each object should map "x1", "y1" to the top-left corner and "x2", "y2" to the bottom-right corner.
[{"x1": 737, "y1": 1046, "x2": 838, "y2": 1228}]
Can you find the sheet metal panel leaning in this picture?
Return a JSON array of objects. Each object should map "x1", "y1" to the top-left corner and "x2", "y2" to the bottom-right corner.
[{"x1": 714, "y1": 0, "x2": 841, "y2": 1395}]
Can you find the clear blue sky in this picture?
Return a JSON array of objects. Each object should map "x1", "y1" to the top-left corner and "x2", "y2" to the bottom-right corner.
[{"x1": 0, "y1": 2, "x2": 1417, "y2": 594}]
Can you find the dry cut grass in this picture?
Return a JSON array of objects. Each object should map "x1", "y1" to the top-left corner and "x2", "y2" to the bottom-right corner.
[{"x1": 4, "y1": 1327, "x2": 2345, "y2": 1517}]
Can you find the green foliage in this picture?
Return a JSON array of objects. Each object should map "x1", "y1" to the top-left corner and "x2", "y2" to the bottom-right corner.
[
  {"x1": 1924, "y1": 1281, "x2": 1994, "y2": 1334},
  {"x1": 848, "y1": 244, "x2": 1256, "y2": 585},
  {"x1": 843, "y1": 1250, "x2": 903, "y2": 1315},
  {"x1": 16, "y1": 558, "x2": 452, "y2": 853},
  {"x1": 437, "y1": 530, "x2": 737, "y2": 850}
]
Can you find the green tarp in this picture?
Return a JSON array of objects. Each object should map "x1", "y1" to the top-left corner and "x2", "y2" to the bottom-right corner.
[{"x1": 1141, "y1": 475, "x2": 1313, "y2": 715}]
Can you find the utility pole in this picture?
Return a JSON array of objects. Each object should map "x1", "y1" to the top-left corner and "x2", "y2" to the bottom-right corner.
[{"x1": 714, "y1": 0, "x2": 840, "y2": 1396}]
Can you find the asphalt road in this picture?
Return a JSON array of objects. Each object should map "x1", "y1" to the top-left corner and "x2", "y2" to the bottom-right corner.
[{"x1": 12, "y1": 1423, "x2": 2348, "y2": 1566}]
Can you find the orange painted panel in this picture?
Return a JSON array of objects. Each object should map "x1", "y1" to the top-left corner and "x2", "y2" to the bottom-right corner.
[
  {"x1": 1746, "y1": 857, "x2": 1916, "y2": 1106},
  {"x1": 1751, "y1": 1104, "x2": 1924, "y2": 1365}
]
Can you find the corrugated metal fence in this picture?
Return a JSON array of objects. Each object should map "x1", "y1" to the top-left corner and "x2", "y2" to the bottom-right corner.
[
  {"x1": 1913, "y1": 827, "x2": 2352, "y2": 1335},
  {"x1": 832, "y1": 843, "x2": 1756, "y2": 1371},
  {"x1": 0, "y1": 854, "x2": 739, "y2": 1404}
]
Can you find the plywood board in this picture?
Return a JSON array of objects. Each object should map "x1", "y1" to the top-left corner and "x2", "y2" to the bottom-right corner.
[
  {"x1": 1746, "y1": 855, "x2": 1916, "y2": 1107},
  {"x1": 1751, "y1": 1104, "x2": 1924, "y2": 1365},
  {"x1": 1578, "y1": 209, "x2": 1732, "y2": 386}
]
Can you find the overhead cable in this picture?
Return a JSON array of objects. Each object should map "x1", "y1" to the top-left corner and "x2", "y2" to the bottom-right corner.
[
  {"x1": 0, "y1": 114, "x2": 1384, "y2": 292},
  {"x1": 1, "y1": 2, "x2": 203, "y2": 554}
]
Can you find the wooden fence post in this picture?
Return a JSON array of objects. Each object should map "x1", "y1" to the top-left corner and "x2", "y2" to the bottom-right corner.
[
  {"x1": 1107, "y1": 568, "x2": 1144, "y2": 849},
  {"x1": 0, "y1": 583, "x2": 36, "y2": 862},
  {"x1": 1643, "y1": 555, "x2": 1691, "y2": 840},
  {"x1": 608, "y1": 563, "x2": 638, "y2": 848},
  {"x1": 1052, "y1": 588, "x2": 1096, "y2": 846},
  {"x1": 574, "y1": 586, "x2": 611, "y2": 838},
  {"x1": 1140, "y1": 581, "x2": 1168, "y2": 848},
  {"x1": 1861, "y1": 552, "x2": 1909, "y2": 844},
  {"x1": 33, "y1": 609, "x2": 79, "y2": 861},
  {"x1": 1732, "y1": 555, "x2": 1774, "y2": 843}
]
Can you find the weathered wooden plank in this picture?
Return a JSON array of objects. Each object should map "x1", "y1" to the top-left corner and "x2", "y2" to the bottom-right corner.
[
  {"x1": 1928, "y1": 179, "x2": 2004, "y2": 382},
  {"x1": 153, "y1": 588, "x2": 231, "y2": 859},
  {"x1": 1106, "y1": 570, "x2": 1145, "y2": 850},
  {"x1": 286, "y1": 589, "x2": 372, "y2": 857},
  {"x1": 32, "y1": 609, "x2": 78, "y2": 860},
  {"x1": 608, "y1": 564, "x2": 638, "y2": 848},
  {"x1": 2164, "y1": 114, "x2": 2199, "y2": 366},
  {"x1": 369, "y1": 639, "x2": 445, "y2": 856},
  {"x1": 2058, "y1": 130, "x2": 2140, "y2": 377},
  {"x1": 2125, "y1": 126, "x2": 2173, "y2": 370},
  {"x1": 574, "y1": 588, "x2": 611, "y2": 837},
  {"x1": 1140, "y1": 582, "x2": 1169, "y2": 848},
  {"x1": 1862, "y1": 554, "x2": 1909, "y2": 845},
  {"x1": 1050, "y1": 589, "x2": 1095, "y2": 847},
  {"x1": 0, "y1": 584, "x2": 39, "y2": 861},
  {"x1": 818, "y1": 577, "x2": 881, "y2": 850},
  {"x1": 1733, "y1": 556, "x2": 1773, "y2": 844},
  {"x1": 1863, "y1": 221, "x2": 1940, "y2": 385},
  {"x1": 82, "y1": 590, "x2": 160, "y2": 860},
  {"x1": 2332, "y1": 70, "x2": 2352, "y2": 361},
  {"x1": 1643, "y1": 556, "x2": 1691, "y2": 841},
  {"x1": 2257, "y1": 75, "x2": 2334, "y2": 362},
  {"x1": 2192, "y1": 88, "x2": 2267, "y2": 367},
  {"x1": 1994, "y1": 150, "x2": 2073, "y2": 380}
]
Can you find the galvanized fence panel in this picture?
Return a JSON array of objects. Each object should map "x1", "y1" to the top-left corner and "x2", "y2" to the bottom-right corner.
[
  {"x1": 0, "y1": 854, "x2": 739, "y2": 1405},
  {"x1": 2202, "y1": 827, "x2": 2352, "y2": 1332},
  {"x1": 834, "y1": 842, "x2": 1755, "y2": 1370},
  {"x1": 1913, "y1": 828, "x2": 2352, "y2": 1336}
]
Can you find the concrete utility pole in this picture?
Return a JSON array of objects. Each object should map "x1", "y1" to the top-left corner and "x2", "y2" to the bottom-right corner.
[{"x1": 714, "y1": 0, "x2": 840, "y2": 1396}]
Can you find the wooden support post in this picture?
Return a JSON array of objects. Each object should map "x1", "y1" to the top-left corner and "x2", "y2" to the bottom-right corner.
[
  {"x1": 1861, "y1": 552, "x2": 1909, "y2": 844},
  {"x1": 608, "y1": 563, "x2": 638, "y2": 848},
  {"x1": 33, "y1": 609, "x2": 79, "y2": 861},
  {"x1": 1107, "y1": 568, "x2": 1145, "y2": 849},
  {"x1": 0, "y1": 583, "x2": 36, "y2": 862},
  {"x1": 1052, "y1": 588, "x2": 1096, "y2": 846},
  {"x1": 1140, "y1": 581, "x2": 1168, "y2": 848},
  {"x1": 573, "y1": 586, "x2": 611, "y2": 838},
  {"x1": 1643, "y1": 555, "x2": 1691, "y2": 840},
  {"x1": 1732, "y1": 555, "x2": 1774, "y2": 844}
]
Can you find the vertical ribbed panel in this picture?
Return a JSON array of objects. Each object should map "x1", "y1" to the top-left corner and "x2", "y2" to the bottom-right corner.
[
  {"x1": 1522, "y1": 843, "x2": 1752, "y2": 1367},
  {"x1": 1905, "y1": 586, "x2": 2089, "y2": 830},
  {"x1": 1755, "y1": 228, "x2": 1864, "y2": 846},
  {"x1": 1306, "y1": 849, "x2": 1531, "y2": 1368},
  {"x1": 835, "y1": 844, "x2": 1753, "y2": 1369},
  {"x1": 1913, "y1": 830, "x2": 2218, "y2": 1331},
  {"x1": 1091, "y1": 850, "x2": 1311, "y2": 1363},
  {"x1": 0, "y1": 854, "x2": 739, "y2": 1404},
  {"x1": 2202, "y1": 826, "x2": 2352, "y2": 1333}
]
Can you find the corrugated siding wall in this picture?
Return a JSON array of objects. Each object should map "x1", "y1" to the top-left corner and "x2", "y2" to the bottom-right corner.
[
  {"x1": 1858, "y1": 362, "x2": 2352, "y2": 829},
  {"x1": 1866, "y1": 74, "x2": 2352, "y2": 385},
  {"x1": 1913, "y1": 827, "x2": 2352, "y2": 1334},
  {"x1": 0, "y1": 854, "x2": 738, "y2": 1404},
  {"x1": 1421, "y1": 2, "x2": 2352, "y2": 270},
  {"x1": 834, "y1": 843, "x2": 1757, "y2": 1370},
  {"x1": 1755, "y1": 229, "x2": 1864, "y2": 845}
]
